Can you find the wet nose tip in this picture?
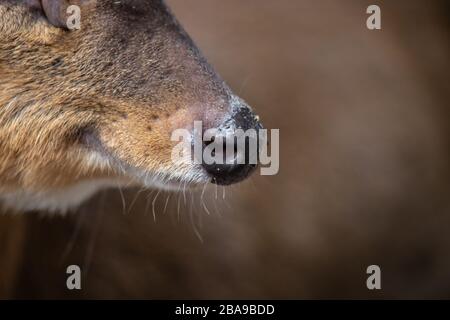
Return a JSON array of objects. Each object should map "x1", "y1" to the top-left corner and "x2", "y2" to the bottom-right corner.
[
  {"x1": 201, "y1": 106, "x2": 262, "y2": 185},
  {"x1": 232, "y1": 105, "x2": 262, "y2": 131},
  {"x1": 203, "y1": 162, "x2": 258, "y2": 185},
  {"x1": 202, "y1": 136, "x2": 258, "y2": 185}
]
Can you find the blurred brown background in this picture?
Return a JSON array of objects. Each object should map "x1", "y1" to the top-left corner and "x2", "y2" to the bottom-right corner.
[{"x1": 1, "y1": 0, "x2": 449, "y2": 299}]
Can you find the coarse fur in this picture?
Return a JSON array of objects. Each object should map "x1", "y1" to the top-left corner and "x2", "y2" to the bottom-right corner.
[{"x1": 0, "y1": 0, "x2": 255, "y2": 212}]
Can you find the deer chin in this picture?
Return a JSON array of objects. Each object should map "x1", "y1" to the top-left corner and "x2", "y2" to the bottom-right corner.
[
  {"x1": 80, "y1": 131, "x2": 209, "y2": 191},
  {"x1": 0, "y1": 171, "x2": 204, "y2": 214},
  {"x1": 0, "y1": 154, "x2": 206, "y2": 214},
  {"x1": 0, "y1": 178, "x2": 129, "y2": 213},
  {"x1": 128, "y1": 165, "x2": 208, "y2": 192},
  {"x1": 79, "y1": 149, "x2": 209, "y2": 205}
]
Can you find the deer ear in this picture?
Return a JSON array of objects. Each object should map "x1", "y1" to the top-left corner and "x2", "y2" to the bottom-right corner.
[{"x1": 41, "y1": 0, "x2": 71, "y2": 28}]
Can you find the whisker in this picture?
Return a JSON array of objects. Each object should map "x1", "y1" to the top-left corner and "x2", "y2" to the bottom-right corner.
[
  {"x1": 222, "y1": 186, "x2": 226, "y2": 200},
  {"x1": 215, "y1": 183, "x2": 218, "y2": 200},
  {"x1": 117, "y1": 185, "x2": 126, "y2": 215},
  {"x1": 60, "y1": 205, "x2": 87, "y2": 265},
  {"x1": 163, "y1": 192, "x2": 171, "y2": 214},
  {"x1": 189, "y1": 191, "x2": 203, "y2": 243},
  {"x1": 127, "y1": 188, "x2": 144, "y2": 214},
  {"x1": 201, "y1": 183, "x2": 211, "y2": 216},
  {"x1": 177, "y1": 191, "x2": 181, "y2": 222},
  {"x1": 152, "y1": 190, "x2": 161, "y2": 222},
  {"x1": 83, "y1": 193, "x2": 106, "y2": 277},
  {"x1": 144, "y1": 189, "x2": 156, "y2": 216},
  {"x1": 194, "y1": 190, "x2": 203, "y2": 229},
  {"x1": 183, "y1": 180, "x2": 187, "y2": 205}
]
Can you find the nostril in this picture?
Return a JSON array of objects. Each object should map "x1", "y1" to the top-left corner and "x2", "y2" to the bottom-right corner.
[
  {"x1": 201, "y1": 133, "x2": 259, "y2": 186},
  {"x1": 203, "y1": 162, "x2": 257, "y2": 185},
  {"x1": 199, "y1": 102, "x2": 263, "y2": 185}
]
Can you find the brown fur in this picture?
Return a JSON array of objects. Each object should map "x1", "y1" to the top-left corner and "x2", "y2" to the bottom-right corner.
[
  {"x1": 0, "y1": 1, "x2": 232, "y2": 203},
  {"x1": 1, "y1": 0, "x2": 449, "y2": 299}
]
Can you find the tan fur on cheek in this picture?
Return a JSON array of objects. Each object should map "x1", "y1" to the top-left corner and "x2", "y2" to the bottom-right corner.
[{"x1": 0, "y1": 1, "x2": 242, "y2": 212}]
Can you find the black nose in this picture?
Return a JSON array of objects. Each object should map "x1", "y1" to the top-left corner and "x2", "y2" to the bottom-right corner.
[
  {"x1": 202, "y1": 107, "x2": 262, "y2": 185},
  {"x1": 203, "y1": 141, "x2": 257, "y2": 185}
]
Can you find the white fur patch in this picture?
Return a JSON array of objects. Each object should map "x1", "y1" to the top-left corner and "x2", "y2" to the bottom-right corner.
[{"x1": 0, "y1": 178, "x2": 125, "y2": 213}]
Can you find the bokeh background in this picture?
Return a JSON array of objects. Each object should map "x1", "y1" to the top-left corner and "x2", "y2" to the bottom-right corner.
[{"x1": 1, "y1": 0, "x2": 449, "y2": 299}]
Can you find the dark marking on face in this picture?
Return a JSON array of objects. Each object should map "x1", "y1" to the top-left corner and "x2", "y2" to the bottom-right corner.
[
  {"x1": 50, "y1": 57, "x2": 64, "y2": 68},
  {"x1": 66, "y1": 123, "x2": 97, "y2": 146},
  {"x1": 118, "y1": 111, "x2": 128, "y2": 119}
]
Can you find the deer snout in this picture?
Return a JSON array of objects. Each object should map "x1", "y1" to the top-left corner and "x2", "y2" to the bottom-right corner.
[{"x1": 201, "y1": 99, "x2": 263, "y2": 185}]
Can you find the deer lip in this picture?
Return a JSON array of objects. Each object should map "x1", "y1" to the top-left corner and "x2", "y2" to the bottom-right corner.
[
  {"x1": 128, "y1": 166, "x2": 208, "y2": 191},
  {"x1": 81, "y1": 130, "x2": 210, "y2": 189}
]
